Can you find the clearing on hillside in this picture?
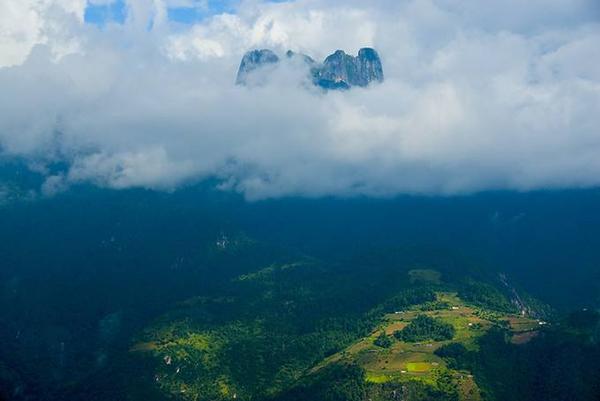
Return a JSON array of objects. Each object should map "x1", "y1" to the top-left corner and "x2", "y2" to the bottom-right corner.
[{"x1": 313, "y1": 291, "x2": 541, "y2": 400}]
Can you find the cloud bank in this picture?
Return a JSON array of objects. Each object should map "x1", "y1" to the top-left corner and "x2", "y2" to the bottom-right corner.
[{"x1": 1, "y1": 0, "x2": 600, "y2": 199}]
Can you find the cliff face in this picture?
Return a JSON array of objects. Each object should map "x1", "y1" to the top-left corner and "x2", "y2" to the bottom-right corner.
[
  {"x1": 356, "y1": 48, "x2": 385, "y2": 85},
  {"x1": 235, "y1": 49, "x2": 280, "y2": 85},
  {"x1": 316, "y1": 48, "x2": 384, "y2": 88},
  {"x1": 236, "y1": 48, "x2": 384, "y2": 90}
]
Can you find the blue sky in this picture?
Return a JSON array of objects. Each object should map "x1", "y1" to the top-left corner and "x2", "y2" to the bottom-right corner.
[
  {"x1": 84, "y1": 0, "x2": 287, "y2": 25},
  {"x1": 85, "y1": 0, "x2": 234, "y2": 25},
  {"x1": 85, "y1": 1, "x2": 127, "y2": 24}
]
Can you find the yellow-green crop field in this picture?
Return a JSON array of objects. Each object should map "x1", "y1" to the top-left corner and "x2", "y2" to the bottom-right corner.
[{"x1": 313, "y1": 290, "x2": 541, "y2": 401}]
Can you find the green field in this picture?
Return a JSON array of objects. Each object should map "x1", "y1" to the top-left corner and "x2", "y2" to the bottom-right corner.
[
  {"x1": 407, "y1": 362, "x2": 434, "y2": 372},
  {"x1": 131, "y1": 264, "x2": 546, "y2": 401},
  {"x1": 313, "y1": 290, "x2": 540, "y2": 400}
]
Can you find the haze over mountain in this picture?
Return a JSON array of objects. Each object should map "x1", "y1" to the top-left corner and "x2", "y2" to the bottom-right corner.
[{"x1": 1, "y1": 0, "x2": 600, "y2": 199}]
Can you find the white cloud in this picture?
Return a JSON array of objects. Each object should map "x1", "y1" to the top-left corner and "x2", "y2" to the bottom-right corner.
[
  {"x1": 88, "y1": 0, "x2": 117, "y2": 5},
  {"x1": 165, "y1": 2, "x2": 378, "y2": 61},
  {"x1": 163, "y1": 0, "x2": 208, "y2": 9},
  {"x1": 1, "y1": 0, "x2": 600, "y2": 199},
  {"x1": 0, "y1": 0, "x2": 86, "y2": 67}
]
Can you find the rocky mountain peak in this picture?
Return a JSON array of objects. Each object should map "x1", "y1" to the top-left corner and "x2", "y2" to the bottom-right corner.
[
  {"x1": 236, "y1": 47, "x2": 384, "y2": 90},
  {"x1": 235, "y1": 49, "x2": 280, "y2": 85}
]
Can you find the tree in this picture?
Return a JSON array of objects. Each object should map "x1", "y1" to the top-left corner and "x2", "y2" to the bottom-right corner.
[
  {"x1": 374, "y1": 332, "x2": 393, "y2": 348},
  {"x1": 394, "y1": 315, "x2": 455, "y2": 342}
]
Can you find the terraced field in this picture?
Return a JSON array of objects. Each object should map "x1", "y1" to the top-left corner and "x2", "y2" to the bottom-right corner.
[
  {"x1": 129, "y1": 262, "x2": 547, "y2": 401},
  {"x1": 312, "y1": 292, "x2": 541, "y2": 400}
]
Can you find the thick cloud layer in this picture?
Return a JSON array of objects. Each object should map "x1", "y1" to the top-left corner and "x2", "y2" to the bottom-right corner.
[{"x1": 1, "y1": 0, "x2": 600, "y2": 199}]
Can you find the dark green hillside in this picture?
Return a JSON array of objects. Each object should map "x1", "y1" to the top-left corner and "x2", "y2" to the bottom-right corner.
[
  {"x1": 1, "y1": 163, "x2": 600, "y2": 400},
  {"x1": 131, "y1": 254, "x2": 546, "y2": 401},
  {"x1": 132, "y1": 256, "x2": 444, "y2": 400},
  {"x1": 440, "y1": 325, "x2": 600, "y2": 401}
]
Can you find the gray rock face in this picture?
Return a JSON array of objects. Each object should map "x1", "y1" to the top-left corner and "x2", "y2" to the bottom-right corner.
[
  {"x1": 356, "y1": 48, "x2": 385, "y2": 85},
  {"x1": 235, "y1": 49, "x2": 280, "y2": 85},
  {"x1": 316, "y1": 48, "x2": 384, "y2": 88},
  {"x1": 236, "y1": 48, "x2": 384, "y2": 90},
  {"x1": 315, "y1": 50, "x2": 357, "y2": 89},
  {"x1": 285, "y1": 50, "x2": 315, "y2": 65}
]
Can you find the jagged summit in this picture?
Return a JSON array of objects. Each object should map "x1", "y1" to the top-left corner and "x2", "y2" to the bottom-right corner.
[
  {"x1": 285, "y1": 50, "x2": 315, "y2": 65},
  {"x1": 235, "y1": 49, "x2": 280, "y2": 85},
  {"x1": 236, "y1": 47, "x2": 384, "y2": 90}
]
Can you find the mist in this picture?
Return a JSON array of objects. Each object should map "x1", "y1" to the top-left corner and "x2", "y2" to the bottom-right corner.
[{"x1": 1, "y1": 0, "x2": 600, "y2": 199}]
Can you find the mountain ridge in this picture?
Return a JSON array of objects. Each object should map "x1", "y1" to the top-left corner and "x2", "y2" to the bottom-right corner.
[{"x1": 236, "y1": 47, "x2": 384, "y2": 89}]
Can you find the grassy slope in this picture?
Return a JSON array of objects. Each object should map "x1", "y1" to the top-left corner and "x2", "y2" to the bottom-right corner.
[
  {"x1": 131, "y1": 262, "x2": 543, "y2": 401},
  {"x1": 312, "y1": 291, "x2": 541, "y2": 401}
]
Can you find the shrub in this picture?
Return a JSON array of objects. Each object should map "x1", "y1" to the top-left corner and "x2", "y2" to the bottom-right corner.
[{"x1": 373, "y1": 332, "x2": 394, "y2": 348}]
